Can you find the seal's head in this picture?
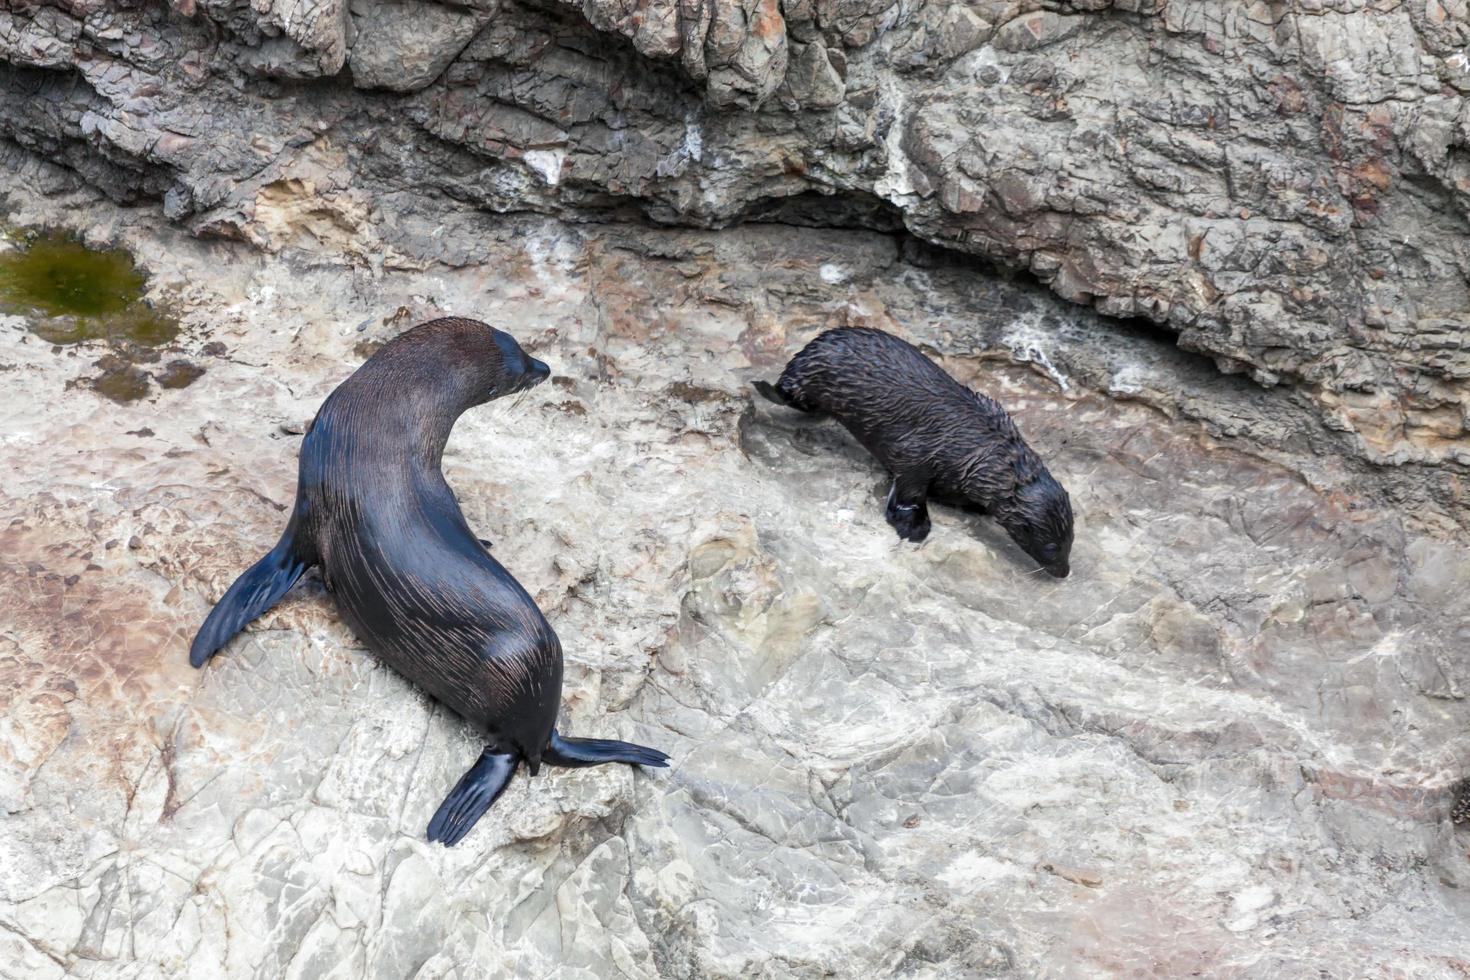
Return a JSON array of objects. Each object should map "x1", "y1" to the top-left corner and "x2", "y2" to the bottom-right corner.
[
  {"x1": 994, "y1": 470, "x2": 1073, "y2": 578},
  {"x1": 371, "y1": 317, "x2": 550, "y2": 410},
  {"x1": 485, "y1": 326, "x2": 551, "y2": 399}
]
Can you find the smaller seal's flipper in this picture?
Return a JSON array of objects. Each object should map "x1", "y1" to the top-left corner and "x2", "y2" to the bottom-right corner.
[
  {"x1": 542, "y1": 729, "x2": 671, "y2": 769},
  {"x1": 884, "y1": 475, "x2": 932, "y2": 543},
  {"x1": 426, "y1": 749, "x2": 519, "y2": 847},
  {"x1": 189, "y1": 529, "x2": 311, "y2": 668},
  {"x1": 478, "y1": 538, "x2": 493, "y2": 550}
]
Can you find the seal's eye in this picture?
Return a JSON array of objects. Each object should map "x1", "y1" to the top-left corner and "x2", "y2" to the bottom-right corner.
[
  {"x1": 490, "y1": 330, "x2": 530, "y2": 376},
  {"x1": 1041, "y1": 543, "x2": 1058, "y2": 560}
]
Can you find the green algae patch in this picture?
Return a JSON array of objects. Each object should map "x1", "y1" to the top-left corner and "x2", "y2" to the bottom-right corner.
[
  {"x1": 0, "y1": 230, "x2": 179, "y2": 346},
  {"x1": 0, "y1": 228, "x2": 196, "y2": 402}
]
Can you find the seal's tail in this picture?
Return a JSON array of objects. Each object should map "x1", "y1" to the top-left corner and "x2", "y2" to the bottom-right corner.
[
  {"x1": 189, "y1": 529, "x2": 311, "y2": 668},
  {"x1": 752, "y1": 379, "x2": 814, "y2": 412},
  {"x1": 542, "y1": 730, "x2": 671, "y2": 768}
]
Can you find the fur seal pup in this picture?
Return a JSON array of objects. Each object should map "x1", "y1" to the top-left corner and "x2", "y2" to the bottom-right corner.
[
  {"x1": 189, "y1": 317, "x2": 669, "y2": 846},
  {"x1": 754, "y1": 326, "x2": 1074, "y2": 577}
]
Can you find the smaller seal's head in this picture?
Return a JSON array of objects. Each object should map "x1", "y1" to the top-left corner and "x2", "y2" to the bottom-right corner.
[{"x1": 996, "y1": 471, "x2": 1074, "y2": 578}]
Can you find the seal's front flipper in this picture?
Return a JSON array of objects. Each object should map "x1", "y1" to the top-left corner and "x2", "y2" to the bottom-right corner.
[
  {"x1": 542, "y1": 729, "x2": 670, "y2": 769},
  {"x1": 426, "y1": 749, "x2": 518, "y2": 847},
  {"x1": 884, "y1": 475, "x2": 931, "y2": 543},
  {"x1": 478, "y1": 538, "x2": 493, "y2": 550},
  {"x1": 189, "y1": 529, "x2": 313, "y2": 668}
]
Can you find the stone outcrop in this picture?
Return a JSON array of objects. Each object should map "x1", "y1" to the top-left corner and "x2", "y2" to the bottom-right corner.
[
  {"x1": 3, "y1": 155, "x2": 1470, "y2": 979},
  {"x1": 2, "y1": 0, "x2": 1468, "y2": 483}
]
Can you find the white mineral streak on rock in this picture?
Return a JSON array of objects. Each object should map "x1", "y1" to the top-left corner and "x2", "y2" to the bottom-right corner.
[
  {"x1": 1001, "y1": 316, "x2": 1070, "y2": 392},
  {"x1": 818, "y1": 263, "x2": 849, "y2": 285},
  {"x1": 524, "y1": 149, "x2": 567, "y2": 187}
]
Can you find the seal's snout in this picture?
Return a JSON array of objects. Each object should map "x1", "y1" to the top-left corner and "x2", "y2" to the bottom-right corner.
[
  {"x1": 513, "y1": 356, "x2": 550, "y2": 393},
  {"x1": 502, "y1": 356, "x2": 550, "y2": 396},
  {"x1": 1046, "y1": 562, "x2": 1070, "y2": 579}
]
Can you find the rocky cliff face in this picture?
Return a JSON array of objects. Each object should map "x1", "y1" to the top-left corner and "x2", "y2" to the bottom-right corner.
[
  {"x1": 3, "y1": 0, "x2": 1469, "y2": 493},
  {"x1": 3, "y1": 3, "x2": 1470, "y2": 978}
]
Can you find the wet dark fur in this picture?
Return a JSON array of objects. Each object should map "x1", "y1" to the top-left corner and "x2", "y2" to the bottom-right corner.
[
  {"x1": 756, "y1": 327, "x2": 1074, "y2": 577},
  {"x1": 189, "y1": 317, "x2": 668, "y2": 846}
]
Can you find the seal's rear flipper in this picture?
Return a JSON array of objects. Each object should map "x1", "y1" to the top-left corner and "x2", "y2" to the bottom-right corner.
[
  {"x1": 426, "y1": 749, "x2": 519, "y2": 847},
  {"x1": 189, "y1": 529, "x2": 312, "y2": 668},
  {"x1": 542, "y1": 729, "x2": 670, "y2": 769}
]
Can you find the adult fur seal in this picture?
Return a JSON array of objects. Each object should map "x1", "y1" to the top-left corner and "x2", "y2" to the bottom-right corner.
[
  {"x1": 754, "y1": 326, "x2": 1074, "y2": 577},
  {"x1": 189, "y1": 317, "x2": 669, "y2": 846}
]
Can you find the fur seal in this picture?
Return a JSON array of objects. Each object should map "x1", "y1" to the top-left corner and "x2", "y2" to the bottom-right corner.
[
  {"x1": 754, "y1": 326, "x2": 1074, "y2": 577},
  {"x1": 189, "y1": 317, "x2": 669, "y2": 846}
]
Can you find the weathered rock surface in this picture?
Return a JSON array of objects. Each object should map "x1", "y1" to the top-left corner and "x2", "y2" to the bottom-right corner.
[
  {"x1": 1, "y1": 0, "x2": 1468, "y2": 493},
  {"x1": 3, "y1": 161, "x2": 1470, "y2": 978}
]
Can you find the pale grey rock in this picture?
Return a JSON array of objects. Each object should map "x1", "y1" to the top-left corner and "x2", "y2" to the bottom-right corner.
[
  {"x1": 208, "y1": 0, "x2": 356, "y2": 78},
  {"x1": 0, "y1": 5, "x2": 82, "y2": 69},
  {"x1": 348, "y1": 0, "x2": 496, "y2": 91},
  {"x1": 2, "y1": 166, "x2": 1470, "y2": 978}
]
